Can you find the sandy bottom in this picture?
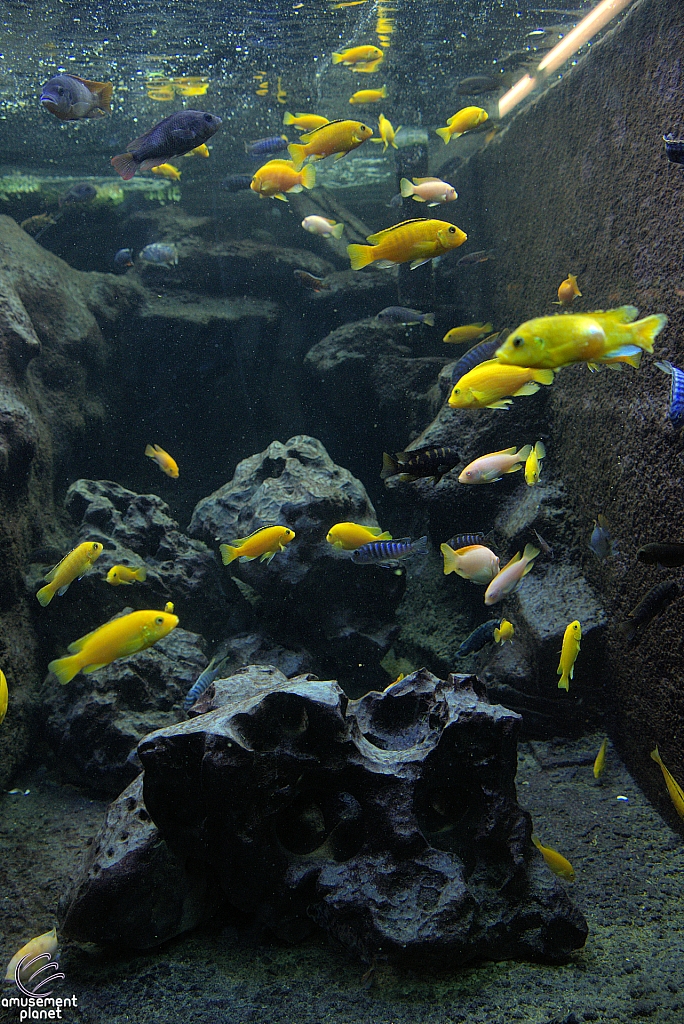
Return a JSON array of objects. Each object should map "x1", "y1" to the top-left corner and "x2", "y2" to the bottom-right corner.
[{"x1": 1, "y1": 733, "x2": 683, "y2": 1024}]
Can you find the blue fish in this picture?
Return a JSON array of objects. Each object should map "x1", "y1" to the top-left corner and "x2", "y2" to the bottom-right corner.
[
  {"x1": 447, "y1": 532, "x2": 485, "y2": 550},
  {"x1": 113, "y1": 247, "x2": 134, "y2": 270},
  {"x1": 456, "y1": 620, "x2": 497, "y2": 656},
  {"x1": 450, "y1": 335, "x2": 501, "y2": 384},
  {"x1": 222, "y1": 174, "x2": 254, "y2": 192},
  {"x1": 589, "y1": 514, "x2": 618, "y2": 560},
  {"x1": 183, "y1": 660, "x2": 221, "y2": 712},
  {"x1": 244, "y1": 135, "x2": 289, "y2": 159},
  {"x1": 351, "y1": 536, "x2": 428, "y2": 566},
  {"x1": 139, "y1": 243, "x2": 178, "y2": 267},
  {"x1": 111, "y1": 110, "x2": 222, "y2": 180},
  {"x1": 40, "y1": 73, "x2": 112, "y2": 121},
  {"x1": 655, "y1": 360, "x2": 684, "y2": 430}
]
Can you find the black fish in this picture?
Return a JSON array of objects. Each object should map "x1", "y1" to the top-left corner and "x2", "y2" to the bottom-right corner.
[
  {"x1": 60, "y1": 182, "x2": 97, "y2": 206},
  {"x1": 113, "y1": 247, "x2": 134, "y2": 270},
  {"x1": 221, "y1": 174, "x2": 254, "y2": 192},
  {"x1": 663, "y1": 133, "x2": 684, "y2": 165},
  {"x1": 456, "y1": 620, "x2": 497, "y2": 656},
  {"x1": 456, "y1": 75, "x2": 503, "y2": 95},
  {"x1": 619, "y1": 581, "x2": 679, "y2": 644},
  {"x1": 294, "y1": 270, "x2": 329, "y2": 292},
  {"x1": 456, "y1": 249, "x2": 495, "y2": 266},
  {"x1": 451, "y1": 335, "x2": 501, "y2": 384},
  {"x1": 447, "y1": 532, "x2": 486, "y2": 550},
  {"x1": 637, "y1": 543, "x2": 684, "y2": 568},
  {"x1": 40, "y1": 73, "x2": 112, "y2": 121},
  {"x1": 376, "y1": 306, "x2": 435, "y2": 326},
  {"x1": 111, "y1": 110, "x2": 222, "y2": 180},
  {"x1": 381, "y1": 445, "x2": 461, "y2": 484}
]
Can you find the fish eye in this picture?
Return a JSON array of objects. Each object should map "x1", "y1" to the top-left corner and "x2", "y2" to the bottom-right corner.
[
  {"x1": 448, "y1": 226, "x2": 456, "y2": 234},
  {"x1": 155, "y1": 616, "x2": 164, "y2": 625},
  {"x1": 512, "y1": 336, "x2": 524, "y2": 347},
  {"x1": 360, "y1": 125, "x2": 368, "y2": 132},
  {"x1": 203, "y1": 113, "x2": 213, "y2": 122}
]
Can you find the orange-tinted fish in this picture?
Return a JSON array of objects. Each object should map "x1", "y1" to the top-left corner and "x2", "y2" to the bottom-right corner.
[
  {"x1": 250, "y1": 159, "x2": 316, "y2": 200},
  {"x1": 145, "y1": 443, "x2": 179, "y2": 478}
]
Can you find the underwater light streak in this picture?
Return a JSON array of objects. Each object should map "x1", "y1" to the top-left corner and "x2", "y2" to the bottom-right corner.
[{"x1": 498, "y1": 0, "x2": 634, "y2": 118}]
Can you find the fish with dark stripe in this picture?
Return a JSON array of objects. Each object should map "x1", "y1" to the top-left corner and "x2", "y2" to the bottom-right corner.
[
  {"x1": 456, "y1": 620, "x2": 498, "y2": 656},
  {"x1": 655, "y1": 360, "x2": 684, "y2": 430},
  {"x1": 619, "y1": 580, "x2": 679, "y2": 644},
  {"x1": 447, "y1": 532, "x2": 486, "y2": 550},
  {"x1": 450, "y1": 334, "x2": 501, "y2": 383},
  {"x1": 381, "y1": 445, "x2": 461, "y2": 484},
  {"x1": 637, "y1": 542, "x2": 684, "y2": 568},
  {"x1": 352, "y1": 536, "x2": 428, "y2": 566},
  {"x1": 183, "y1": 659, "x2": 221, "y2": 712}
]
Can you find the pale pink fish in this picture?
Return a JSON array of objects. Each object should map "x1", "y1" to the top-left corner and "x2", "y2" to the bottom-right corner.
[
  {"x1": 301, "y1": 215, "x2": 344, "y2": 239},
  {"x1": 400, "y1": 176, "x2": 458, "y2": 207},
  {"x1": 484, "y1": 543, "x2": 540, "y2": 606},
  {"x1": 441, "y1": 543, "x2": 499, "y2": 584},
  {"x1": 459, "y1": 445, "x2": 532, "y2": 485}
]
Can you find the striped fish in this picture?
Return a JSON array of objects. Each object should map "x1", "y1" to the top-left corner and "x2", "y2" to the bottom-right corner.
[
  {"x1": 447, "y1": 532, "x2": 485, "y2": 550},
  {"x1": 183, "y1": 659, "x2": 221, "y2": 712},
  {"x1": 655, "y1": 360, "x2": 684, "y2": 430},
  {"x1": 456, "y1": 620, "x2": 497, "y2": 656},
  {"x1": 351, "y1": 536, "x2": 428, "y2": 567},
  {"x1": 450, "y1": 334, "x2": 501, "y2": 384}
]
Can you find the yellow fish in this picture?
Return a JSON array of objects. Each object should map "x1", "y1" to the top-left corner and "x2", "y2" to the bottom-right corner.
[
  {"x1": 147, "y1": 85, "x2": 175, "y2": 101},
  {"x1": 36, "y1": 541, "x2": 104, "y2": 607},
  {"x1": 250, "y1": 159, "x2": 316, "y2": 200},
  {"x1": 448, "y1": 360, "x2": 555, "y2": 410},
  {"x1": 525, "y1": 441, "x2": 546, "y2": 486},
  {"x1": 651, "y1": 745, "x2": 684, "y2": 819},
  {"x1": 326, "y1": 522, "x2": 392, "y2": 550},
  {"x1": 440, "y1": 543, "x2": 499, "y2": 584},
  {"x1": 558, "y1": 620, "x2": 581, "y2": 691},
  {"x1": 220, "y1": 525, "x2": 295, "y2": 565},
  {"x1": 106, "y1": 565, "x2": 148, "y2": 586},
  {"x1": 484, "y1": 544, "x2": 539, "y2": 606},
  {"x1": 331, "y1": 45, "x2": 384, "y2": 70},
  {"x1": 151, "y1": 163, "x2": 181, "y2": 181},
  {"x1": 555, "y1": 273, "x2": 581, "y2": 306},
  {"x1": 495, "y1": 306, "x2": 668, "y2": 370},
  {"x1": 288, "y1": 119, "x2": 373, "y2": 170},
  {"x1": 48, "y1": 608, "x2": 179, "y2": 685},
  {"x1": 145, "y1": 443, "x2": 179, "y2": 478},
  {"x1": 459, "y1": 445, "x2": 532, "y2": 484},
  {"x1": 182, "y1": 143, "x2": 210, "y2": 158},
  {"x1": 164, "y1": 601, "x2": 174, "y2": 614},
  {"x1": 532, "y1": 835, "x2": 575, "y2": 882},
  {"x1": 276, "y1": 76, "x2": 287, "y2": 104},
  {"x1": 436, "y1": 106, "x2": 489, "y2": 143},
  {"x1": 494, "y1": 619, "x2": 515, "y2": 644},
  {"x1": 172, "y1": 76, "x2": 209, "y2": 97},
  {"x1": 256, "y1": 85, "x2": 269, "y2": 96},
  {"x1": 283, "y1": 112, "x2": 330, "y2": 132},
  {"x1": 0, "y1": 669, "x2": 7, "y2": 725},
  {"x1": 5, "y1": 928, "x2": 59, "y2": 983},
  {"x1": 370, "y1": 112, "x2": 401, "y2": 151},
  {"x1": 593, "y1": 737, "x2": 608, "y2": 778},
  {"x1": 349, "y1": 86, "x2": 387, "y2": 104},
  {"x1": 348, "y1": 217, "x2": 467, "y2": 271},
  {"x1": 443, "y1": 322, "x2": 493, "y2": 344}
]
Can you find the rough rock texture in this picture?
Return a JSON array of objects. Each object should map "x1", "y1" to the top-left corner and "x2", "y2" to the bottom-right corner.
[
  {"x1": 61, "y1": 665, "x2": 587, "y2": 965},
  {"x1": 42, "y1": 621, "x2": 207, "y2": 796},
  {"x1": 440, "y1": 0, "x2": 684, "y2": 816},
  {"x1": 59, "y1": 774, "x2": 218, "y2": 948},
  {"x1": 189, "y1": 436, "x2": 405, "y2": 694},
  {"x1": 26, "y1": 478, "x2": 249, "y2": 647},
  {"x1": 0, "y1": 216, "x2": 142, "y2": 788}
]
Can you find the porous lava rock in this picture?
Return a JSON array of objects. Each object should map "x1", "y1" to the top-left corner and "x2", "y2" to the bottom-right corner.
[
  {"x1": 42, "y1": 619, "x2": 207, "y2": 795},
  {"x1": 188, "y1": 436, "x2": 405, "y2": 694},
  {"x1": 59, "y1": 775, "x2": 218, "y2": 948},
  {"x1": 61, "y1": 664, "x2": 587, "y2": 962}
]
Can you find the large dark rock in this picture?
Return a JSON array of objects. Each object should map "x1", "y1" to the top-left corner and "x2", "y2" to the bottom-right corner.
[
  {"x1": 59, "y1": 775, "x2": 218, "y2": 948},
  {"x1": 61, "y1": 665, "x2": 587, "y2": 964},
  {"x1": 189, "y1": 435, "x2": 405, "y2": 694},
  {"x1": 42, "y1": 620, "x2": 207, "y2": 795}
]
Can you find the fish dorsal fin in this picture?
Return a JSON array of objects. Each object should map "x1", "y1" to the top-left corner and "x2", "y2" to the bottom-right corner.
[
  {"x1": 592, "y1": 305, "x2": 639, "y2": 324},
  {"x1": 232, "y1": 525, "x2": 280, "y2": 545},
  {"x1": 412, "y1": 176, "x2": 441, "y2": 184},
  {"x1": 67, "y1": 623, "x2": 107, "y2": 653},
  {"x1": 44, "y1": 551, "x2": 70, "y2": 583},
  {"x1": 366, "y1": 219, "x2": 430, "y2": 244},
  {"x1": 499, "y1": 551, "x2": 522, "y2": 572},
  {"x1": 489, "y1": 447, "x2": 518, "y2": 456},
  {"x1": 298, "y1": 118, "x2": 349, "y2": 141},
  {"x1": 454, "y1": 544, "x2": 482, "y2": 555}
]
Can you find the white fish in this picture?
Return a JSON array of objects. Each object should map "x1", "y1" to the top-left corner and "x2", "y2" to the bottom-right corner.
[{"x1": 484, "y1": 543, "x2": 540, "y2": 605}]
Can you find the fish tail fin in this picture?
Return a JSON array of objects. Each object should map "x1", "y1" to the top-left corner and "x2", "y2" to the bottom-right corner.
[
  {"x1": 36, "y1": 583, "x2": 55, "y2": 607},
  {"x1": 558, "y1": 673, "x2": 569, "y2": 691},
  {"x1": 435, "y1": 126, "x2": 452, "y2": 144},
  {"x1": 283, "y1": 111, "x2": 296, "y2": 125},
  {"x1": 380, "y1": 85, "x2": 387, "y2": 97},
  {"x1": 531, "y1": 834, "x2": 543, "y2": 852},
  {"x1": 381, "y1": 451, "x2": 399, "y2": 479},
  {"x1": 110, "y1": 153, "x2": 137, "y2": 181},
  {"x1": 331, "y1": 221, "x2": 344, "y2": 239},
  {"x1": 347, "y1": 243, "x2": 374, "y2": 270},
  {"x1": 48, "y1": 654, "x2": 81, "y2": 685},
  {"x1": 145, "y1": 444, "x2": 157, "y2": 458},
  {"x1": 533, "y1": 368, "x2": 556, "y2": 385},
  {"x1": 493, "y1": 627, "x2": 501, "y2": 643},
  {"x1": 376, "y1": 530, "x2": 392, "y2": 541},
  {"x1": 219, "y1": 543, "x2": 238, "y2": 565},
  {"x1": 135, "y1": 567, "x2": 147, "y2": 582},
  {"x1": 521, "y1": 544, "x2": 540, "y2": 573},
  {"x1": 440, "y1": 543, "x2": 458, "y2": 575},
  {"x1": 331, "y1": 52, "x2": 344, "y2": 64},
  {"x1": 413, "y1": 536, "x2": 429, "y2": 555},
  {"x1": 399, "y1": 177, "x2": 414, "y2": 197},
  {"x1": 655, "y1": 360, "x2": 673, "y2": 376},
  {"x1": 535, "y1": 441, "x2": 546, "y2": 459},
  {"x1": 422, "y1": 313, "x2": 435, "y2": 326},
  {"x1": 650, "y1": 745, "x2": 663, "y2": 766},
  {"x1": 301, "y1": 164, "x2": 316, "y2": 189},
  {"x1": 516, "y1": 444, "x2": 533, "y2": 462},
  {"x1": 92, "y1": 80, "x2": 113, "y2": 113},
  {"x1": 287, "y1": 143, "x2": 307, "y2": 170},
  {"x1": 631, "y1": 313, "x2": 668, "y2": 354}
]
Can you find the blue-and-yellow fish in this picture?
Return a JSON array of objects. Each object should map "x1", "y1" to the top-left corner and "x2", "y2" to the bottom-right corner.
[{"x1": 655, "y1": 360, "x2": 684, "y2": 430}]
